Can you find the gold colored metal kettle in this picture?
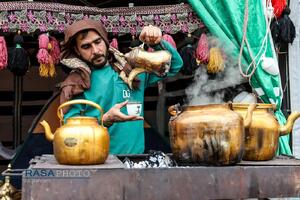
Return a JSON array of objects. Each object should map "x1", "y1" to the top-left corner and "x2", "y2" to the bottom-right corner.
[
  {"x1": 40, "y1": 99, "x2": 110, "y2": 165},
  {"x1": 124, "y1": 45, "x2": 171, "y2": 76},
  {"x1": 233, "y1": 103, "x2": 300, "y2": 161},
  {"x1": 168, "y1": 103, "x2": 256, "y2": 165},
  {"x1": 109, "y1": 45, "x2": 172, "y2": 89}
]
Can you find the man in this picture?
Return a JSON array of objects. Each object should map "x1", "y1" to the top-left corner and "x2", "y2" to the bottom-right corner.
[{"x1": 60, "y1": 19, "x2": 183, "y2": 154}]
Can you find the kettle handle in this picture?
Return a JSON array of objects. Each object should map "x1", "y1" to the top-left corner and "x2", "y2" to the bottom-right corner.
[
  {"x1": 168, "y1": 104, "x2": 181, "y2": 116},
  {"x1": 57, "y1": 99, "x2": 105, "y2": 127}
]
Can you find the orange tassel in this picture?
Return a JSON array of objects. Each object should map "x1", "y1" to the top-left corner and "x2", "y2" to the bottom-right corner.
[{"x1": 207, "y1": 47, "x2": 224, "y2": 73}]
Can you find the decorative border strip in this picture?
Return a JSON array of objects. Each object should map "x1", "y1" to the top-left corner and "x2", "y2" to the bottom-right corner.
[
  {"x1": 0, "y1": 2, "x2": 193, "y2": 15},
  {"x1": 0, "y1": 2, "x2": 203, "y2": 34}
]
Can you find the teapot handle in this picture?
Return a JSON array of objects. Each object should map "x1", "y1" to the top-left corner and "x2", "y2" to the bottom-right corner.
[
  {"x1": 57, "y1": 99, "x2": 105, "y2": 127},
  {"x1": 168, "y1": 104, "x2": 181, "y2": 116}
]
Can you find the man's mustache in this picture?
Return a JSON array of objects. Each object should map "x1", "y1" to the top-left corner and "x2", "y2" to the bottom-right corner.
[{"x1": 91, "y1": 54, "x2": 105, "y2": 62}]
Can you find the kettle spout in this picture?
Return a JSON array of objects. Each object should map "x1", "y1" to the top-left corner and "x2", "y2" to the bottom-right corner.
[
  {"x1": 279, "y1": 112, "x2": 300, "y2": 136},
  {"x1": 40, "y1": 120, "x2": 54, "y2": 141},
  {"x1": 244, "y1": 103, "x2": 256, "y2": 128},
  {"x1": 127, "y1": 68, "x2": 147, "y2": 89}
]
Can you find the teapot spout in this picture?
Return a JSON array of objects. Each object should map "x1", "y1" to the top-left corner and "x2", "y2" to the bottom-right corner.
[
  {"x1": 127, "y1": 68, "x2": 147, "y2": 89},
  {"x1": 280, "y1": 112, "x2": 300, "y2": 136},
  {"x1": 40, "y1": 120, "x2": 54, "y2": 141}
]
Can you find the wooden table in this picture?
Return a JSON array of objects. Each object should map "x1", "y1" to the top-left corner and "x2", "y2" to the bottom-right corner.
[{"x1": 21, "y1": 154, "x2": 300, "y2": 200}]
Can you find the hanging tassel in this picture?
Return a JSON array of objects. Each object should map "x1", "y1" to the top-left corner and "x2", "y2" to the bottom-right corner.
[
  {"x1": 177, "y1": 33, "x2": 197, "y2": 75},
  {"x1": 37, "y1": 34, "x2": 55, "y2": 77},
  {"x1": 278, "y1": 6, "x2": 296, "y2": 44},
  {"x1": 195, "y1": 33, "x2": 209, "y2": 65},
  {"x1": 270, "y1": 6, "x2": 296, "y2": 49},
  {"x1": 207, "y1": 47, "x2": 224, "y2": 73},
  {"x1": 48, "y1": 63, "x2": 56, "y2": 77},
  {"x1": 37, "y1": 34, "x2": 50, "y2": 77},
  {"x1": 110, "y1": 38, "x2": 119, "y2": 50},
  {"x1": 8, "y1": 30, "x2": 30, "y2": 76},
  {"x1": 270, "y1": 19, "x2": 281, "y2": 48},
  {"x1": 271, "y1": 0, "x2": 286, "y2": 18},
  {"x1": 0, "y1": 36, "x2": 8, "y2": 70},
  {"x1": 162, "y1": 34, "x2": 177, "y2": 49},
  {"x1": 49, "y1": 36, "x2": 61, "y2": 65},
  {"x1": 47, "y1": 42, "x2": 56, "y2": 77},
  {"x1": 179, "y1": 45, "x2": 197, "y2": 75}
]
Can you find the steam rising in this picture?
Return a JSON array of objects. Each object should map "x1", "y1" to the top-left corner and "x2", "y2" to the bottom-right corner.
[{"x1": 185, "y1": 37, "x2": 246, "y2": 106}]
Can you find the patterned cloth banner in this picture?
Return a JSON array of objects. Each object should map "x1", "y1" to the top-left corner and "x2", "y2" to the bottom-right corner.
[{"x1": 0, "y1": 2, "x2": 203, "y2": 34}]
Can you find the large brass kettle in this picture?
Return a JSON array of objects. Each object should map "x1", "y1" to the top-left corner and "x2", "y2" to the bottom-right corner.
[
  {"x1": 168, "y1": 103, "x2": 256, "y2": 165},
  {"x1": 233, "y1": 103, "x2": 300, "y2": 161},
  {"x1": 40, "y1": 99, "x2": 110, "y2": 165}
]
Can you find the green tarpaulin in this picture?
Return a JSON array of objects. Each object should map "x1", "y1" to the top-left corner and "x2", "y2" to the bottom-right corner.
[{"x1": 188, "y1": 0, "x2": 291, "y2": 155}]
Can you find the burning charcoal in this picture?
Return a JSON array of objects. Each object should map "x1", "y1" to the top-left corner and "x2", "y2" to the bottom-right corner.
[
  {"x1": 123, "y1": 151, "x2": 175, "y2": 168},
  {"x1": 123, "y1": 157, "x2": 135, "y2": 168}
]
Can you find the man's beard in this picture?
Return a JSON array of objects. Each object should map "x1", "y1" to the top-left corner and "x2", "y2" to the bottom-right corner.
[{"x1": 82, "y1": 53, "x2": 108, "y2": 69}]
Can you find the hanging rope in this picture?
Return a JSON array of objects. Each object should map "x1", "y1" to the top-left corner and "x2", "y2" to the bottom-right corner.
[{"x1": 238, "y1": 0, "x2": 273, "y2": 79}]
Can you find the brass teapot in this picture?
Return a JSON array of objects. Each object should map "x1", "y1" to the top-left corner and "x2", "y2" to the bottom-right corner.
[
  {"x1": 124, "y1": 45, "x2": 172, "y2": 76},
  {"x1": 232, "y1": 103, "x2": 300, "y2": 161},
  {"x1": 109, "y1": 45, "x2": 172, "y2": 89},
  {"x1": 40, "y1": 99, "x2": 110, "y2": 165},
  {"x1": 168, "y1": 103, "x2": 256, "y2": 165}
]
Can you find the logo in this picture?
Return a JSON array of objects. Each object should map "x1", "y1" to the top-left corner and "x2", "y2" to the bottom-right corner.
[
  {"x1": 64, "y1": 138, "x2": 78, "y2": 147},
  {"x1": 122, "y1": 89, "x2": 131, "y2": 98},
  {"x1": 24, "y1": 169, "x2": 94, "y2": 179},
  {"x1": 24, "y1": 169, "x2": 55, "y2": 177}
]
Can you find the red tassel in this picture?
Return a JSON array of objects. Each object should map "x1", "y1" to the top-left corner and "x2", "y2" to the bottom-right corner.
[
  {"x1": 271, "y1": 0, "x2": 286, "y2": 18},
  {"x1": 0, "y1": 36, "x2": 8, "y2": 70},
  {"x1": 195, "y1": 33, "x2": 209, "y2": 64},
  {"x1": 37, "y1": 34, "x2": 50, "y2": 65},
  {"x1": 49, "y1": 36, "x2": 61, "y2": 65},
  {"x1": 37, "y1": 34, "x2": 56, "y2": 77},
  {"x1": 110, "y1": 38, "x2": 119, "y2": 50},
  {"x1": 162, "y1": 34, "x2": 177, "y2": 49}
]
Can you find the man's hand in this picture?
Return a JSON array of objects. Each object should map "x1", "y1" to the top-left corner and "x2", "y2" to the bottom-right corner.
[
  {"x1": 139, "y1": 25, "x2": 162, "y2": 46},
  {"x1": 102, "y1": 100, "x2": 144, "y2": 126}
]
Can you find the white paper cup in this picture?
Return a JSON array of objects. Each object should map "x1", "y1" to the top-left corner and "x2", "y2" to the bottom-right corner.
[{"x1": 126, "y1": 102, "x2": 142, "y2": 116}]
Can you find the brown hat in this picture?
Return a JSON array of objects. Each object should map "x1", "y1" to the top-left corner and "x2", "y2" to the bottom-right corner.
[{"x1": 60, "y1": 19, "x2": 109, "y2": 60}]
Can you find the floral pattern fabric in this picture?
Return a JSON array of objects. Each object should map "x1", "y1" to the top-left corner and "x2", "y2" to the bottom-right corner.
[{"x1": 0, "y1": 2, "x2": 203, "y2": 34}]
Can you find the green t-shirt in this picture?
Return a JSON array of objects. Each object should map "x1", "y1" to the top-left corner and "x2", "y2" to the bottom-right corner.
[{"x1": 64, "y1": 40, "x2": 183, "y2": 154}]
